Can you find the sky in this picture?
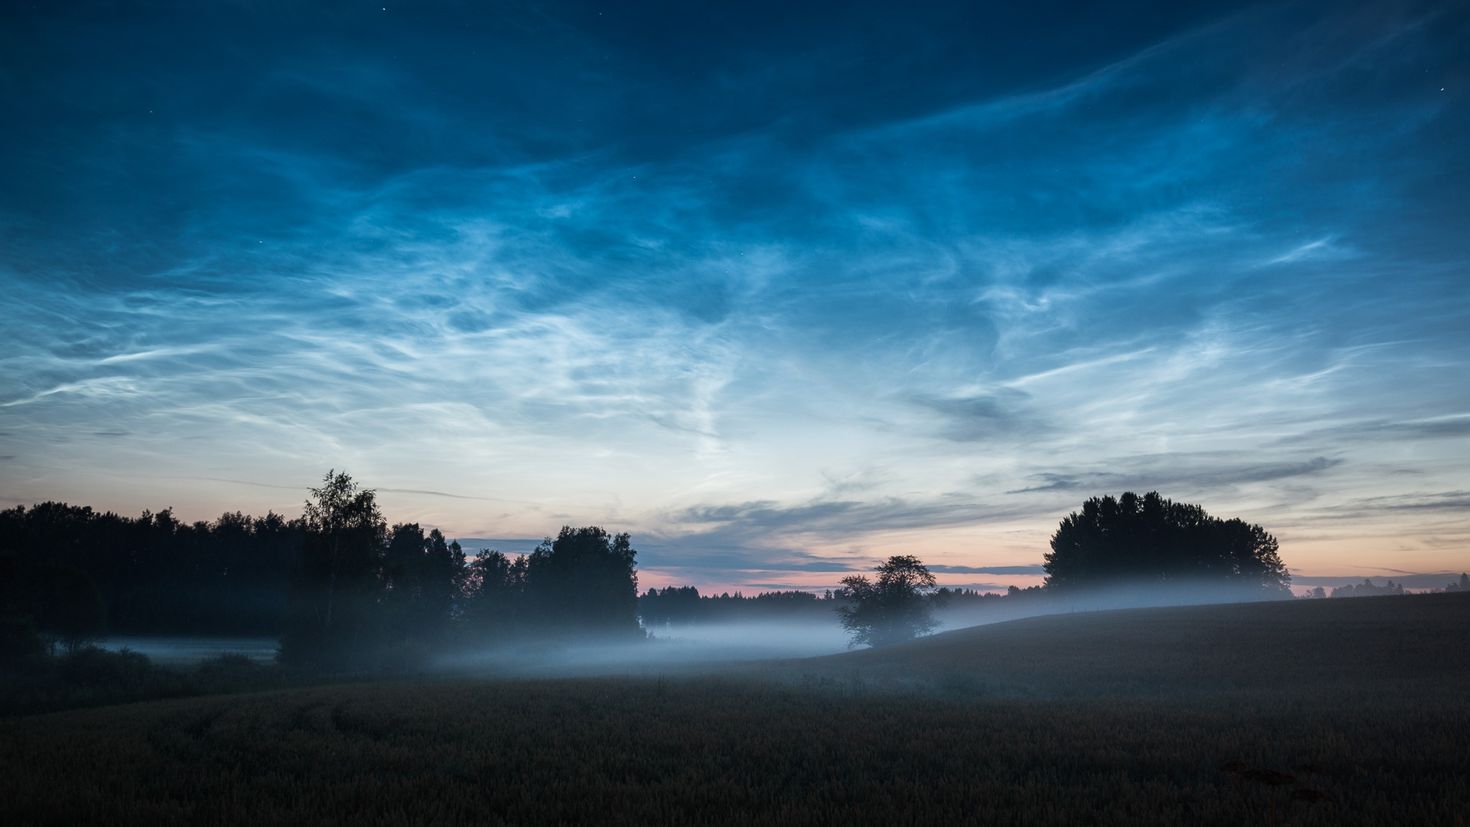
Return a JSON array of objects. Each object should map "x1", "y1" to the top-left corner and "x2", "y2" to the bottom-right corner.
[{"x1": 2, "y1": 0, "x2": 1468, "y2": 594}]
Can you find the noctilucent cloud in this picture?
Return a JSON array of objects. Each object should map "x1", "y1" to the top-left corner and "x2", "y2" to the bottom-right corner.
[{"x1": 2, "y1": 1, "x2": 1467, "y2": 593}]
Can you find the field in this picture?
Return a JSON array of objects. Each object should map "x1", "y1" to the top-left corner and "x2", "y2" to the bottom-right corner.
[
  {"x1": 783, "y1": 591, "x2": 1470, "y2": 698},
  {"x1": 3, "y1": 593, "x2": 1468, "y2": 825}
]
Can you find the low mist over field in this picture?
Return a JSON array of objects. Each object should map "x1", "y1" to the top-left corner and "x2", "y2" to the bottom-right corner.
[
  {"x1": 441, "y1": 580, "x2": 1318, "y2": 678},
  {"x1": 436, "y1": 622, "x2": 851, "y2": 677}
]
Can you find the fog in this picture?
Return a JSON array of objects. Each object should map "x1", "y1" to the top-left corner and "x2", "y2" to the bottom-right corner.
[
  {"x1": 87, "y1": 583, "x2": 1294, "y2": 674},
  {"x1": 433, "y1": 581, "x2": 1293, "y2": 678},
  {"x1": 434, "y1": 620, "x2": 853, "y2": 677},
  {"x1": 933, "y1": 581, "x2": 1292, "y2": 631},
  {"x1": 97, "y1": 636, "x2": 278, "y2": 666}
]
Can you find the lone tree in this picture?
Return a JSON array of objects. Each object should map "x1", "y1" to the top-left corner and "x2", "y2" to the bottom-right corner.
[
  {"x1": 1043, "y1": 491, "x2": 1289, "y2": 592},
  {"x1": 837, "y1": 555, "x2": 938, "y2": 648}
]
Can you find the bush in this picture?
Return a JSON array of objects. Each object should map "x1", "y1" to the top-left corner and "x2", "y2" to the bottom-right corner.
[
  {"x1": 0, "y1": 647, "x2": 184, "y2": 716},
  {"x1": 58, "y1": 646, "x2": 169, "y2": 690}
]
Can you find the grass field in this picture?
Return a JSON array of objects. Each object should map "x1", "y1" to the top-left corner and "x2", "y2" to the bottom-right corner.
[{"x1": 3, "y1": 593, "x2": 1467, "y2": 825}]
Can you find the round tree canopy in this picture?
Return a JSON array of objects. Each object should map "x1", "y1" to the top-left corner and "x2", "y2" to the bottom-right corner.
[{"x1": 1043, "y1": 492, "x2": 1289, "y2": 592}]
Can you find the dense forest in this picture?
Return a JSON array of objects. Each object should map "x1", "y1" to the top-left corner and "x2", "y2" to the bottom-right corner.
[
  {"x1": 0, "y1": 492, "x2": 868, "y2": 655},
  {"x1": 0, "y1": 503, "x2": 302, "y2": 638},
  {"x1": 0, "y1": 472, "x2": 647, "y2": 669}
]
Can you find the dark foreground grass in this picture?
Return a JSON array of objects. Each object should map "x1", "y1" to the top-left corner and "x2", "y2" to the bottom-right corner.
[
  {"x1": 2, "y1": 594, "x2": 1467, "y2": 825},
  {"x1": 2, "y1": 677, "x2": 1465, "y2": 825}
]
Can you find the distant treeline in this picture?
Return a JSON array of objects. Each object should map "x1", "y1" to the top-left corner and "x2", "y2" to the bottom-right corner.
[
  {"x1": 639, "y1": 588, "x2": 840, "y2": 626},
  {"x1": 1305, "y1": 574, "x2": 1470, "y2": 599},
  {"x1": 4, "y1": 479, "x2": 1347, "y2": 669},
  {"x1": 638, "y1": 585, "x2": 1044, "y2": 626}
]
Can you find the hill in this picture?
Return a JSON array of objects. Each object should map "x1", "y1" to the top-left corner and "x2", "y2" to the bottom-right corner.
[{"x1": 780, "y1": 591, "x2": 1470, "y2": 699}]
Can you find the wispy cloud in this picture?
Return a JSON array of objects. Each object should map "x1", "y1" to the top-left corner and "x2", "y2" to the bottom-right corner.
[
  {"x1": 906, "y1": 390, "x2": 1049, "y2": 443},
  {"x1": 1338, "y1": 491, "x2": 1470, "y2": 514},
  {"x1": 1264, "y1": 236, "x2": 1355, "y2": 266},
  {"x1": 670, "y1": 495, "x2": 1042, "y2": 540},
  {"x1": 1009, "y1": 456, "x2": 1343, "y2": 495}
]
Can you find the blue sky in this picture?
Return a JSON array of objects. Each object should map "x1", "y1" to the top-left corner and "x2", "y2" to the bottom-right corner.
[{"x1": 2, "y1": 0, "x2": 1468, "y2": 592}]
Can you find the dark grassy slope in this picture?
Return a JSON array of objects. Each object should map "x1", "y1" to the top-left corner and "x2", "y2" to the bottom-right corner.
[
  {"x1": 2, "y1": 593, "x2": 1467, "y2": 826},
  {"x1": 781, "y1": 591, "x2": 1470, "y2": 699}
]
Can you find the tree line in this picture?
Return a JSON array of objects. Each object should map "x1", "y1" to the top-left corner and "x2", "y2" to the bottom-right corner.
[
  {"x1": 0, "y1": 503, "x2": 301, "y2": 642},
  {"x1": 1, "y1": 471, "x2": 643, "y2": 669},
  {"x1": 4, "y1": 478, "x2": 1303, "y2": 661},
  {"x1": 276, "y1": 471, "x2": 645, "y2": 669}
]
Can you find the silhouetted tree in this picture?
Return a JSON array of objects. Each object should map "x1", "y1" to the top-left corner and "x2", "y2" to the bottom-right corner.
[
  {"x1": 44, "y1": 566, "x2": 108, "y2": 653},
  {"x1": 1043, "y1": 492, "x2": 1289, "y2": 592},
  {"x1": 381, "y1": 523, "x2": 466, "y2": 649},
  {"x1": 279, "y1": 471, "x2": 386, "y2": 668},
  {"x1": 0, "y1": 545, "x2": 108, "y2": 655},
  {"x1": 204, "y1": 510, "x2": 301, "y2": 633},
  {"x1": 640, "y1": 586, "x2": 703, "y2": 626},
  {"x1": 838, "y1": 555, "x2": 938, "y2": 648},
  {"x1": 523, "y1": 526, "x2": 640, "y2": 639},
  {"x1": 424, "y1": 529, "x2": 467, "y2": 625},
  {"x1": 463, "y1": 549, "x2": 528, "y2": 642}
]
